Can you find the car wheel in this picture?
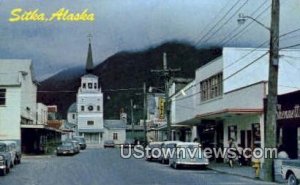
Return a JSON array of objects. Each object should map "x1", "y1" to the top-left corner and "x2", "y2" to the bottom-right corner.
[
  {"x1": 174, "y1": 163, "x2": 180, "y2": 169},
  {"x1": 0, "y1": 167, "x2": 6, "y2": 176},
  {"x1": 6, "y1": 164, "x2": 10, "y2": 173},
  {"x1": 169, "y1": 161, "x2": 172, "y2": 167},
  {"x1": 288, "y1": 173, "x2": 298, "y2": 185}
]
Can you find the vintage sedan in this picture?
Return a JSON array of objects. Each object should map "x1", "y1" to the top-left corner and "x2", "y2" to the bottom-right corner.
[
  {"x1": 0, "y1": 141, "x2": 17, "y2": 167},
  {"x1": 0, "y1": 140, "x2": 22, "y2": 164},
  {"x1": 0, "y1": 143, "x2": 11, "y2": 175},
  {"x1": 72, "y1": 136, "x2": 87, "y2": 150},
  {"x1": 64, "y1": 139, "x2": 80, "y2": 153},
  {"x1": 104, "y1": 140, "x2": 115, "y2": 148},
  {"x1": 169, "y1": 142, "x2": 209, "y2": 169},
  {"x1": 159, "y1": 141, "x2": 182, "y2": 164},
  {"x1": 145, "y1": 142, "x2": 163, "y2": 161},
  {"x1": 56, "y1": 142, "x2": 77, "y2": 156}
]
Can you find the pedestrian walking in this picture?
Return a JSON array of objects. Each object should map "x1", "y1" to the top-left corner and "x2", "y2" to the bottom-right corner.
[
  {"x1": 237, "y1": 144, "x2": 244, "y2": 166},
  {"x1": 227, "y1": 138, "x2": 237, "y2": 168}
]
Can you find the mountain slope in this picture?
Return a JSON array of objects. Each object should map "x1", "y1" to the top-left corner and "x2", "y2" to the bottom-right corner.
[{"x1": 38, "y1": 42, "x2": 221, "y2": 119}]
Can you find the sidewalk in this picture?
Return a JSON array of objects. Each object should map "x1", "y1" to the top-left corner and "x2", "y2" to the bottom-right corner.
[
  {"x1": 209, "y1": 162, "x2": 285, "y2": 184},
  {"x1": 22, "y1": 154, "x2": 54, "y2": 159}
]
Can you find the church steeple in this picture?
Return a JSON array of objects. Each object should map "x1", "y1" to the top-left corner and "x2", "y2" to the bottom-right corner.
[{"x1": 86, "y1": 34, "x2": 94, "y2": 73}]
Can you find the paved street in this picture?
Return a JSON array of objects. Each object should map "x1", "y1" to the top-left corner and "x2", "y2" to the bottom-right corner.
[{"x1": 0, "y1": 148, "x2": 281, "y2": 185}]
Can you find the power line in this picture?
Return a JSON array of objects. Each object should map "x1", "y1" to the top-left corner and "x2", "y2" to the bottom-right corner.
[
  {"x1": 280, "y1": 43, "x2": 300, "y2": 50},
  {"x1": 194, "y1": 0, "x2": 241, "y2": 46},
  {"x1": 221, "y1": 27, "x2": 300, "y2": 72},
  {"x1": 174, "y1": 52, "x2": 269, "y2": 102},
  {"x1": 219, "y1": 1, "x2": 270, "y2": 46},
  {"x1": 190, "y1": 1, "x2": 232, "y2": 44},
  {"x1": 201, "y1": 0, "x2": 249, "y2": 45},
  {"x1": 223, "y1": 51, "x2": 268, "y2": 81}
]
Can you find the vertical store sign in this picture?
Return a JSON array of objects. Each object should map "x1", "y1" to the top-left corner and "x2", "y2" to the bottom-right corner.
[{"x1": 158, "y1": 97, "x2": 165, "y2": 119}]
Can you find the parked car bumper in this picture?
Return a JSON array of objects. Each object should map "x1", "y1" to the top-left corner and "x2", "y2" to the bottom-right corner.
[
  {"x1": 57, "y1": 150, "x2": 75, "y2": 155},
  {"x1": 175, "y1": 161, "x2": 209, "y2": 166},
  {"x1": 0, "y1": 161, "x2": 7, "y2": 169}
]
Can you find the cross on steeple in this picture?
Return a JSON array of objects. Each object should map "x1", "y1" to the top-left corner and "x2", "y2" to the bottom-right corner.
[
  {"x1": 88, "y1": 34, "x2": 92, "y2": 44},
  {"x1": 86, "y1": 34, "x2": 94, "y2": 73}
]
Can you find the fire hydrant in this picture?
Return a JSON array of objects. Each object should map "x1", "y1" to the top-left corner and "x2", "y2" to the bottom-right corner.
[{"x1": 252, "y1": 159, "x2": 260, "y2": 178}]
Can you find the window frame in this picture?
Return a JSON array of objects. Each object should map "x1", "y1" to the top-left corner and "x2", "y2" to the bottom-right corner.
[
  {"x1": 0, "y1": 89, "x2": 6, "y2": 105},
  {"x1": 87, "y1": 120, "x2": 94, "y2": 125},
  {"x1": 200, "y1": 73, "x2": 223, "y2": 102},
  {"x1": 113, "y1": 133, "x2": 118, "y2": 140}
]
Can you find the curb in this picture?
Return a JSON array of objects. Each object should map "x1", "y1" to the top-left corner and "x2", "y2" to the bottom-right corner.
[
  {"x1": 208, "y1": 167, "x2": 284, "y2": 184},
  {"x1": 22, "y1": 155, "x2": 55, "y2": 159}
]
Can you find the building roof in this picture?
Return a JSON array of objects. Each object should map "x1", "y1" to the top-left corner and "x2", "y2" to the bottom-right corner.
[
  {"x1": 78, "y1": 129, "x2": 104, "y2": 133},
  {"x1": 104, "y1": 120, "x2": 126, "y2": 129},
  {"x1": 67, "y1": 102, "x2": 77, "y2": 113},
  {"x1": 81, "y1": 74, "x2": 98, "y2": 78},
  {"x1": 0, "y1": 59, "x2": 35, "y2": 86}
]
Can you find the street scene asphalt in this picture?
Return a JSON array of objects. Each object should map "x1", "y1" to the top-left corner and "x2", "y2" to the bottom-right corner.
[{"x1": 0, "y1": 148, "x2": 282, "y2": 185}]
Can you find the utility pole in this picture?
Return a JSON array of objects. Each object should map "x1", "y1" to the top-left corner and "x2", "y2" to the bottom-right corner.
[
  {"x1": 151, "y1": 53, "x2": 180, "y2": 140},
  {"x1": 130, "y1": 99, "x2": 134, "y2": 139},
  {"x1": 264, "y1": 0, "x2": 280, "y2": 181},
  {"x1": 143, "y1": 82, "x2": 148, "y2": 145}
]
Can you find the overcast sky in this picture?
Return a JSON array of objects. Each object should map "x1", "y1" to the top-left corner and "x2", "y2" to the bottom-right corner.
[{"x1": 0, "y1": 0, "x2": 299, "y2": 80}]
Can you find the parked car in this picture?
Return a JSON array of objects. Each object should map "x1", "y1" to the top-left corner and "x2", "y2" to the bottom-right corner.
[
  {"x1": 169, "y1": 142, "x2": 209, "y2": 169},
  {"x1": 64, "y1": 139, "x2": 80, "y2": 153},
  {"x1": 145, "y1": 142, "x2": 163, "y2": 161},
  {"x1": 0, "y1": 141, "x2": 17, "y2": 167},
  {"x1": 0, "y1": 140, "x2": 22, "y2": 164},
  {"x1": 282, "y1": 159, "x2": 300, "y2": 185},
  {"x1": 72, "y1": 136, "x2": 87, "y2": 150},
  {"x1": 0, "y1": 142, "x2": 11, "y2": 175},
  {"x1": 56, "y1": 142, "x2": 77, "y2": 156},
  {"x1": 122, "y1": 139, "x2": 135, "y2": 148},
  {"x1": 0, "y1": 142, "x2": 14, "y2": 168},
  {"x1": 159, "y1": 141, "x2": 182, "y2": 164},
  {"x1": 104, "y1": 140, "x2": 115, "y2": 148}
]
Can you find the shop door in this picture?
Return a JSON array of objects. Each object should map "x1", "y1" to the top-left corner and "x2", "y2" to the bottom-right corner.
[
  {"x1": 240, "y1": 130, "x2": 252, "y2": 148},
  {"x1": 283, "y1": 127, "x2": 298, "y2": 159}
]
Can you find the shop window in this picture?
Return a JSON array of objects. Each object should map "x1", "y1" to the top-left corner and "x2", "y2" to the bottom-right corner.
[
  {"x1": 252, "y1": 123, "x2": 261, "y2": 147},
  {"x1": 0, "y1": 89, "x2": 6, "y2": 105},
  {"x1": 87, "y1": 120, "x2": 94, "y2": 125},
  {"x1": 200, "y1": 73, "x2": 223, "y2": 101},
  {"x1": 113, "y1": 133, "x2": 118, "y2": 140}
]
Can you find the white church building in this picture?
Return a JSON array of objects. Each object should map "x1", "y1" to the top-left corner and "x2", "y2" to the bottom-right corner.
[{"x1": 67, "y1": 39, "x2": 126, "y2": 147}]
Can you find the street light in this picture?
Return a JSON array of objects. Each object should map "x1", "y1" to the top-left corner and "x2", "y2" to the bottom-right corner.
[
  {"x1": 237, "y1": 13, "x2": 271, "y2": 31},
  {"x1": 238, "y1": 3, "x2": 280, "y2": 181}
]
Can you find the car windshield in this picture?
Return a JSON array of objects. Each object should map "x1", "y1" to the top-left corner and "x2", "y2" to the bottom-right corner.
[
  {"x1": 62, "y1": 142, "x2": 73, "y2": 147},
  {"x1": 74, "y1": 138, "x2": 85, "y2": 143}
]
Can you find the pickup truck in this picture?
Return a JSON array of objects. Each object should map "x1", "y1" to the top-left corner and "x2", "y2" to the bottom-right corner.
[{"x1": 282, "y1": 160, "x2": 300, "y2": 185}]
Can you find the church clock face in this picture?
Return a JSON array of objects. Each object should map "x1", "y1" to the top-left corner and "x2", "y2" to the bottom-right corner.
[{"x1": 88, "y1": 105, "x2": 94, "y2": 111}]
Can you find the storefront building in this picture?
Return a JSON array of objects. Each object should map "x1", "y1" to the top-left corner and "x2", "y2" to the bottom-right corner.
[{"x1": 276, "y1": 90, "x2": 300, "y2": 159}]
